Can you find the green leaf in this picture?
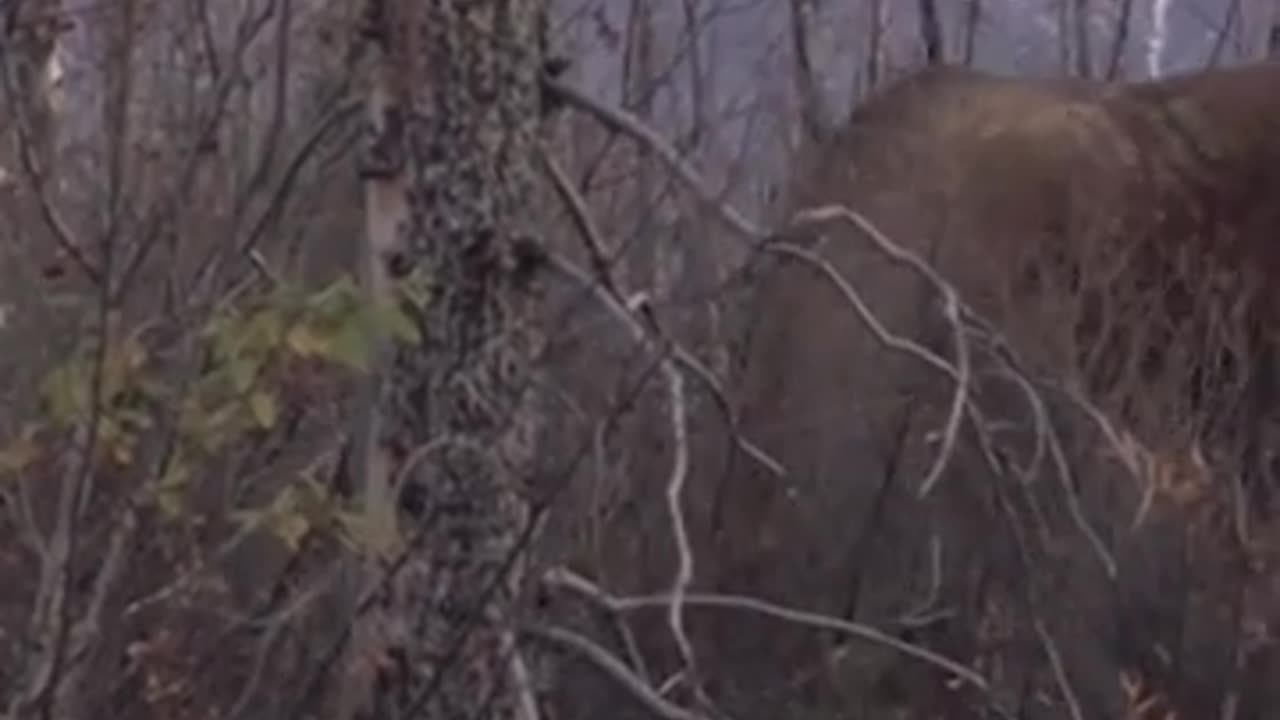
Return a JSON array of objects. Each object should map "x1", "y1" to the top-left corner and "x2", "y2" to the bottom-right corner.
[
  {"x1": 227, "y1": 355, "x2": 259, "y2": 394},
  {"x1": 244, "y1": 306, "x2": 285, "y2": 350},
  {"x1": 376, "y1": 301, "x2": 421, "y2": 345},
  {"x1": 186, "y1": 401, "x2": 243, "y2": 454},
  {"x1": 325, "y1": 320, "x2": 372, "y2": 372},
  {"x1": 205, "y1": 309, "x2": 243, "y2": 357},
  {"x1": 308, "y1": 276, "x2": 362, "y2": 318},
  {"x1": 100, "y1": 416, "x2": 136, "y2": 466},
  {"x1": 40, "y1": 363, "x2": 89, "y2": 423}
]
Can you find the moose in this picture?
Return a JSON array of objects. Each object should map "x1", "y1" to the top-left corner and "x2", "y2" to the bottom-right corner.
[{"x1": 701, "y1": 62, "x2": 1280, "y2": 718}]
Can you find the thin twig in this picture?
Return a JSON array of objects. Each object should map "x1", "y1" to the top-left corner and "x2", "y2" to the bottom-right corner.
[
  {"x1": 0, "y1": 34, "x2": 98, "y2": 283},
  {"x1": 1034, "y1": 618, "x2": 1085, "y2": 720},
  {"x1": 543, "y1": 76, "x2": 768, "y2": 242}
]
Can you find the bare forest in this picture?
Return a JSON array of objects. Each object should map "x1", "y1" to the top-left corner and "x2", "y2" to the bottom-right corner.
[{"x1": 3, "y1": 1, "x2": 1280, "y2": 719}]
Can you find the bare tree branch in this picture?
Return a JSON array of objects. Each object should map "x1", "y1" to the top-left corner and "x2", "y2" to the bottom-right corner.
[
  {"x1": 525, "y1": 624, "x2": 711, "y2": 720},
  {"x1": 543, "y1": 76, "x2": 767, "y2": 242},
  {"x1": 763, "y1": 208, "x2": 971, "y2": 499},
  {"x1": 542, "y1": 566, "x2": 991, "y2": 693},
  {"x1": 1035, "y1": 618, "x2": 1085, "y2": 720},
  {"x1": 540, "y1": 143, "x2": 782, "y2": 465}
]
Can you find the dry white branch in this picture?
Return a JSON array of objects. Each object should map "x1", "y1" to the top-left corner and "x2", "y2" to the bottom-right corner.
[
  {"x1": 541, "y1": 136, "x2": 806, "y2": 690},
  {"x1": 538, "y1": 240, "x2": 696, "y2": 681},
  {"x1": 656, "y1": 324, "x2": 697, "y2": 680},
  {"x1": 505, "y1": 628, "x2": 542, "y2": 720},
  {"x1": 1034, "y1": 618, "x2": 1085, "y2": 720},
  {"x1": 536, "y1": 145, "x2": 704, "y2": 684},
  {"x1": 544, "y1": 77, "x2": 768, "y2": 242},
  {"x1": 629, "y1": 298, "x2": 700, "y2": 685},
  {"x1": 900, "y1": 533, "x2": 945, "y2": 624},
  {"x1": 1063, "y1": 385, "x2": 1157, "y2": 528},
  {"x1": 979, "y1": 342, "x2": 1118, "y2": 578},
  {"x1": 1042, "y1": 408, "x2": 1118, "y2": 578},
  {"x1": 761, "y1": 241, "x2": 969, "y2": 498},
  {"x1": 542, "y1": 567, "x2": 990, "y2": 693},
  {"x1": 992, "y1": 364, "x2": 1050, "y2": 484},
  {"x1": 548, "y1": 77, "x2": 1121, "y2": 706},
  {"x1": 524, "y1": 624, "x2": 711, "y2": 720},
  {"x1": 781, "y1": 204, "x2": 972, "y2": 497},
  {"x1": 548, "y1": 78, "x2": 977, "y2": 495},
  {"x1": 539, "y1": 149, "x2": 783, "y2": 477}
]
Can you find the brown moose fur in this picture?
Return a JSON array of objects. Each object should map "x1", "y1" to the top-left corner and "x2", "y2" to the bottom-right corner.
[{"x1": 708, "y1": 63, "x2": 1280, "y2": 717}]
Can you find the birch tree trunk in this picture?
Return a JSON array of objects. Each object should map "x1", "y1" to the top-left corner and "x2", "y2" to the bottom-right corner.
[{"x1": 343, "y1": 1, "x2": 548, "y2": 718}]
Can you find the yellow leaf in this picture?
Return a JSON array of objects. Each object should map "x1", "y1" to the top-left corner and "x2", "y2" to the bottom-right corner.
[
  {"x1": 117, "y1": 408, "x2": 155, "y2": 431},
  {"x1": 98, "y1": 334, "x2": 148, "y2": 403},
  {"x1": 110, "y1": 438, "x2": 135, "y2": 465},
  {"x1": 325, "y1": 321, "x2": 372, "y2": 372},
  {"x1": 336, "y1": 508, "x2": 400, "y2": 556},
  {"x1": 256, "y1": 485, "x2": 314, "y2": 551},
  {"x1": 161, "y1": 458, "x2": 191, "y2": 487},
  {"x1": 285, "y1": 323, "x2": 330, "y2": 357},
  {"x1": 187, "y1": 402, "x2": 240, "y2": 453},
  {"x1": 248, "y1": 391, "x2": 278, "y2": 430},
  {"x1": 155, "y1": 487, "x2": 183, "y2": 519},
  {"x1": 266, "y1": 510, "x2": 310, "y2": 551},
  {"x1": 151, "y1": 463, "x2": 190, "y2": 520},
  {"x1": 228, "y1": 356, "x2": 259, "y2": 394},
  {"x1": 229, "y1": 507, "x2": 264, "y2": 530},
  {"x1": 40, "y1": 363, "x2": 89, "y2": 423},
  {"x1": 245, "y1": 307, "x2": 285, "y2": 348},
  {"x1": 0, "y1": 426, "x2": 41, "y2": 475},
  {"x1": 121, "y1": 334, "x2": 148, "y2": 371}
]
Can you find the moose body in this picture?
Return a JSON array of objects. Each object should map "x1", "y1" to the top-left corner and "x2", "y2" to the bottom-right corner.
[
  {"x1": 714, "y1": 63, "x2": 1280, "y2": 718},
  {"x1": 763, "y1": 62, "x2": 1280, "y2": 392},
  {"x1": 740, "y1": 62, "x2": 1280, "y2": 513}
]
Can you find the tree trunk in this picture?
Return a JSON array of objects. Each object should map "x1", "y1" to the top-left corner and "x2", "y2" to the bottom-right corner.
[
  {"x1": 917, "y1": 0, "x2": 944, "y2": 65},
  {"x1": 342, "y1": 1, "x2": 548, "y2": 718},
  {"x1": 1073, "y1": 0, "x2": 1093, "y2": 77}
]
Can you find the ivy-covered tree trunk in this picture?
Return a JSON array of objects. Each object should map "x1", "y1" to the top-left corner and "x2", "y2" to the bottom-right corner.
[{"x1": 344, "y1": 1, "x2": 547, "y2": 718}]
